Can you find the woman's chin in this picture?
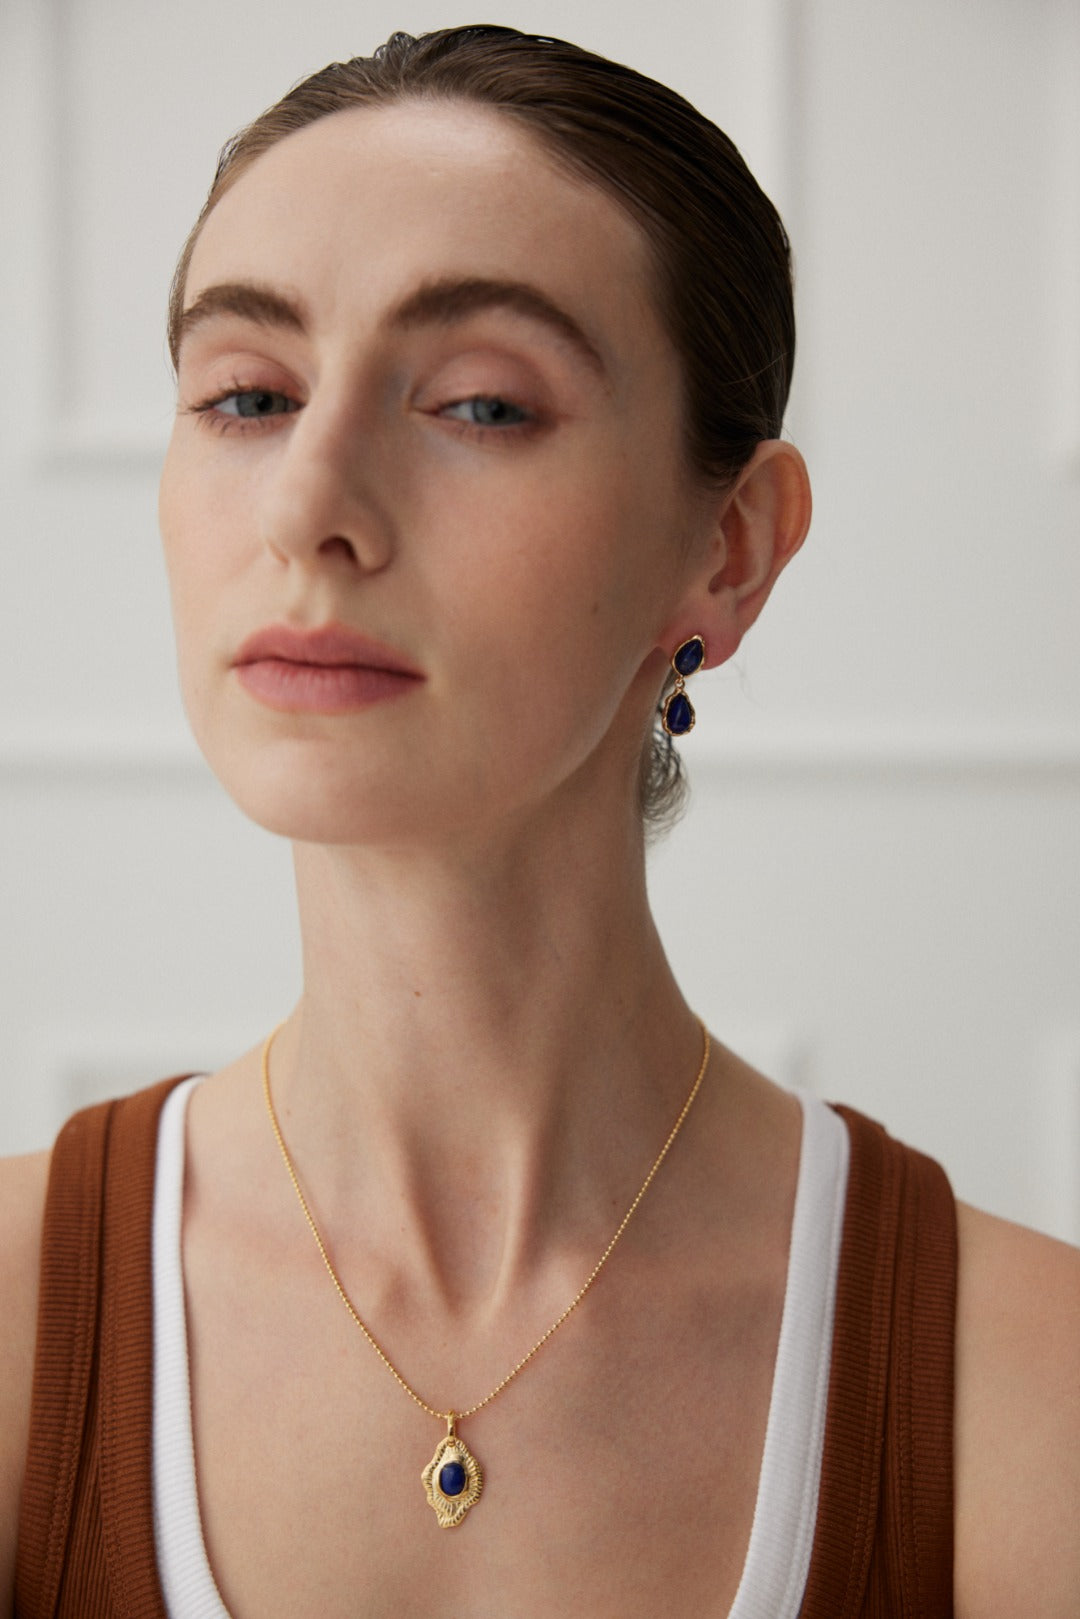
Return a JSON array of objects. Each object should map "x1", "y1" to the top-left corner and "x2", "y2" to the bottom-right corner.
[
  {"x1": 212, "y1": 774, "x2": 448, "y2": 847},
  {"x1": 192, "y1": 745, "x2": 484, "y2": 849},
  {"x1": 185, "y1": 701, "x2": 631, "y2": 852}
]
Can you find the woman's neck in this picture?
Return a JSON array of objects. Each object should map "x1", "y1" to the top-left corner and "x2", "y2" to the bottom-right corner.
[{"x1": 269, "y1": 801, "x2": 703, "y2": 1319}]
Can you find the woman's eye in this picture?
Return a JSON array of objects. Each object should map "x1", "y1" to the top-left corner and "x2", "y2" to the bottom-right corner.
[
  {"x1": 439, "y1": 396, "x2": 531, "y2": 430},
  {"x1": 185, "y1": 385, "x2": 302, "y2": 436},
  {"x1": 214, "y1": 389, "x2": 299, "y2": 420}
]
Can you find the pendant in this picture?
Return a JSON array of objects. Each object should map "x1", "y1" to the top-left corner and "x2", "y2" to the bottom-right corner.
[
  {"x1": 421, "y1": 1414, "x2": 484, "y2": 1528},
  {"x1": 661, "y1": 687, "x2": 695, "y2": 735}
]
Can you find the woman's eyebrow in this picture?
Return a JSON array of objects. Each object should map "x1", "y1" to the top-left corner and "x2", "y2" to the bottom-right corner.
[
  {"x1": 386, "y1": 275, "x2": 609, "y2": 380},
  {"x1": 177, "y1": 282, "x2": 309, "y2": 350},
  {"x1": 177, "y1": 275, "x2": 609, "y2": 381}
]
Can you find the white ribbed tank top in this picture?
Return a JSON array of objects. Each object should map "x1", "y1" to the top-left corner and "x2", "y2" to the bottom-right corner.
[{"x1": 152, "y1": 1075, "x2": 850, "y2": 1618}]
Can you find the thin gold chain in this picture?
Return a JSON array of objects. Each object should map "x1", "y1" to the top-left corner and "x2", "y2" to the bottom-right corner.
[{"x1": 261, "y1": 1019, "x2": 711, "y2": 1424}]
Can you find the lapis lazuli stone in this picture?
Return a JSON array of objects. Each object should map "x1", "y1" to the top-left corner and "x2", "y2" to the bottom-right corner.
[
  {"x1": 664, "y1": 692, "x2": 694, "y2": 735},
  {"x1": 439, "y1": 1460, "x2": 467, "y2": 1497},
  {"x1": 673, "y1": 637, "x2": 705, "y2": 678}
]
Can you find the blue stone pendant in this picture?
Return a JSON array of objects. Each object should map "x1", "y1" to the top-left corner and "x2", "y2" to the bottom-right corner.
[
  {"x1": 422, "y1": 1416, "x2": 484, "y2": 1528},
  {"x1": 662, "y1": 690, "x2": 695, "y2": 736}
]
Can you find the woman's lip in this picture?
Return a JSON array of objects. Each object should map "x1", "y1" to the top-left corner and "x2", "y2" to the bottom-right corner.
[
  {"x1": 235, "y1": 659, "x2": 419, "y2": 714},
  {"x1": 233, "y1": 621, "x2": 424, "y2": 676}
]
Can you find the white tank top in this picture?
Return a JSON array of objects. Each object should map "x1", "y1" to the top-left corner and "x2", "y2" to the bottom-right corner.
[{"x1": 152, "y1": 1074, "x2": 850, "y2": 1618}]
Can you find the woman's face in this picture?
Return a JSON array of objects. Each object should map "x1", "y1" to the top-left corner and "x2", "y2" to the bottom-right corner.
[{"x1": 159, "y1": 100, "x2": 713, "y2": 846}]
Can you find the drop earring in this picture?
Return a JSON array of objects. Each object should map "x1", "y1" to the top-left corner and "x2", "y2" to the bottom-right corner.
[{"x1": 661, "y1": 635, "x2": 705, "y2": 737}]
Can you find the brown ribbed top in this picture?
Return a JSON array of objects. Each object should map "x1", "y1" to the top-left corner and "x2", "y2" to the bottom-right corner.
[
  {"x1": 801, "y1": 1105, "x2": 956, "y2": 1616},
  {"x1": 14, "y1": 1082, "x2": 956, "y2": 1617}
]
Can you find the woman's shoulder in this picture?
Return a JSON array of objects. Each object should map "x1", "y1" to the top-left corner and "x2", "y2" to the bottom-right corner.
[
  {"x1": 0, "y1": 1146, "x2": 52, "y2": 1616},
  {"x1": 954, "y1": 1198, "x2": 1080, "y2": 1618}
]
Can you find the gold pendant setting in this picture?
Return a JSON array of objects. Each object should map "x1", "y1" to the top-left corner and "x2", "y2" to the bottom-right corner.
[{"x1": 421, "y1": 1415, "x2": 484, "y2": 1528}]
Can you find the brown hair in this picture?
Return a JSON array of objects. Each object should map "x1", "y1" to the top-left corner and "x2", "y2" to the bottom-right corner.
[{"x1": 168, "y1": 25, "x2": 796, "y2": 835}]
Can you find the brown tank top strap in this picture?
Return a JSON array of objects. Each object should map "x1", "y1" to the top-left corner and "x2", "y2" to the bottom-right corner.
[
  {"x1": 15, "y1": 1077, "x2": 188, "y2": 1619},
  {"x1": 96, "y1": 1078, "x2": 181, "y2": 1617},
  {"x1": 799, "y1": 1104, "x2": 957, "y2": 1618},
  {"x1": 15, "y1": 1095, "x2": 115, "y2": 1618}
]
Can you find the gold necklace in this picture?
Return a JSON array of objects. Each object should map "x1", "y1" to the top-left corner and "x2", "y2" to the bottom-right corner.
[{"x1": 261, "y1": 1018, "x2": 711, "y2": 1528}]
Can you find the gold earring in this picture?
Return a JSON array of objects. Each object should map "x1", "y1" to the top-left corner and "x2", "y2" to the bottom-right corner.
[{"x1": 661, "y1": 636, "x2": 705, "y2": 736}]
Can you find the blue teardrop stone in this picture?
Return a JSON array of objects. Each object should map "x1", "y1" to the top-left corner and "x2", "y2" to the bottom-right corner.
[
  {"x1": 665, "y1": 692, "x2": 694, "y2": 735},
  {"x1": 673, "y1": 638, "x2": 705, "y2": 677},
  {"x1": 439, "y1": 1460, "x2": 467, "y2": 1497}
]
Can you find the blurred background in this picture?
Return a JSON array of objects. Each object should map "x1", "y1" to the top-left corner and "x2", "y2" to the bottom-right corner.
[{"x1": 1, "y1": 0, "x2": 1077, "y2": 1239}]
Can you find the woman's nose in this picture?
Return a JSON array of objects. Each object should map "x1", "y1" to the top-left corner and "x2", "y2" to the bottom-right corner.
[{"x1": 256, "y1": 400, "x2": 395, "y2": 573}]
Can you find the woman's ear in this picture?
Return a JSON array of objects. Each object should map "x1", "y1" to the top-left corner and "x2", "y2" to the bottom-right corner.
[{"x1": 677, "y1": 441, "x2": 811, "y2": 668}]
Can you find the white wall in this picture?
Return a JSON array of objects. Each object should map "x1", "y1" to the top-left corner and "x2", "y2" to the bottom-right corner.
[{"x1": 1, "y1": 0, "x2": 1077, "y2": 1240}]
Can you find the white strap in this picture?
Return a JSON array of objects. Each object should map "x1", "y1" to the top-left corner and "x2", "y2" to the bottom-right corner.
[
  {"x1": 152, "y1": 1075, "x2": 231, "y2": 1618},
  {"x1": 728, "y1": 1089, "x2": 850, "y2": 1617}
]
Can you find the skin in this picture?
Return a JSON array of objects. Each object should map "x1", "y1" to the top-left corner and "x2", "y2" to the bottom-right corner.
[{"x1": 1, "y1": 99, "x2": 1078, "y2": 1617}]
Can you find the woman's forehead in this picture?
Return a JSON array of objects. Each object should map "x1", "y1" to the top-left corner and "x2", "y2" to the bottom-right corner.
[{"x1": 185, "y1": 100, "x2": 659, "y2": 344}]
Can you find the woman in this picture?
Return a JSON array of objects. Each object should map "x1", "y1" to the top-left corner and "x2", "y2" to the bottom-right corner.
[{"x1": 1, "y1": 24, "x2": 1076, "y2": 1618}]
